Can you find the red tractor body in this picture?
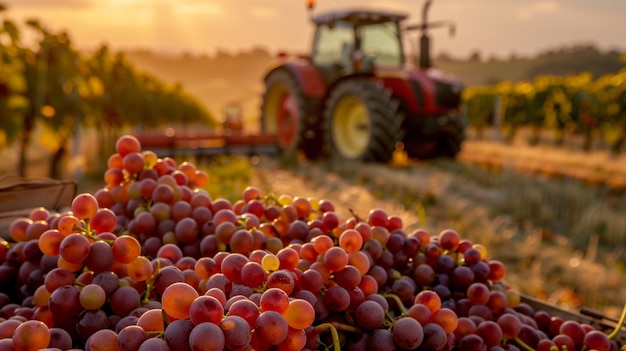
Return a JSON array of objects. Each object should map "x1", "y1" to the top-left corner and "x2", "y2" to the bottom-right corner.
[{"x1": 261, "y1": 4, "x2": 465, "y2": 162}]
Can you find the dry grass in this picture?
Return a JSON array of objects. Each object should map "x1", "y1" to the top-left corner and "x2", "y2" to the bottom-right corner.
[{"x1": 460, "y1": 129, "x2": 626, "y2": 192}]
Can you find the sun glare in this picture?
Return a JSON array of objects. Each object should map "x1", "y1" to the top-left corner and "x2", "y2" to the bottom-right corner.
[{"x1": 179, "y1": 3, "x2": 223, "y2": 15}]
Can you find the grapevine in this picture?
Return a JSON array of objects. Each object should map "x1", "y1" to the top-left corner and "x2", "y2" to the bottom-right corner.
[{"x1": 463, "y1": 69, "x2": 626, "y2": 152}]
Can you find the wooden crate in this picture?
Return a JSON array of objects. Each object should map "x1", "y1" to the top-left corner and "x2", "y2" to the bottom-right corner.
[{"x1": 0, "y1": 175, "x2": 77, "y2": 240}]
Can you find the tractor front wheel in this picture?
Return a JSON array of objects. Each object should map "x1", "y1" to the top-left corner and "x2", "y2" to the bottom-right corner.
[{"x1": 323, "y1": 78, "x2": 404, "y2": 163}]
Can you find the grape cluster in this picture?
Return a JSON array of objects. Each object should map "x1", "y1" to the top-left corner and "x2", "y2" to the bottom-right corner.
[{"x1": 0, "y1": 134, "x2": 624, "y2": 351}]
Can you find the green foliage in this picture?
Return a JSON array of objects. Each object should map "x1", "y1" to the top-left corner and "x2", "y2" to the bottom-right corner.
[
  {"x1": 463, "y1": 69, "x2": 626, "y2": 151},
  {"x1": 200, "y1": 155, "x2": 254, "y2": 203},
  {"x1": 0, "y1": 18, "x2": 28, "y2": 147},
  {"x1": 0, "y1": 8, "x2": 216, "y2": 176},
  {"x1": 462, "y1": 86, "x2": 496, "y2": 130}
]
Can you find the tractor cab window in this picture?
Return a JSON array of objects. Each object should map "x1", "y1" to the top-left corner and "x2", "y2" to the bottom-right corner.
[
  {"x1": 359, "y1": 21, "x2": 403, "y2": 66},
  {"x1": 311, "y1": 22, "x2": 355, "y2": 67}
]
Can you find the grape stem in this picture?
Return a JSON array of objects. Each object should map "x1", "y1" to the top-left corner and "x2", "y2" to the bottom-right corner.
[
  {"x1": 512, "y1": 336, "x2": 536, "y2": 351},
  {"x1": 262, "y1": 193, "x2": 282, "y2": 206},
  {"x1": 145, "y1": 331, "x2": 164, "y2": 339},
  {"x1": 315, "y1": 338, "x2": 330, "y2": 351},
  {"x1": 73, "y1": 221, "x2": 115, "y2": 245},
  {"x1": 330, "y1": 321, "x2": 362, "y2": 333},
  {"x1": 382, "y1": 292, "x2": 408, "y2": 317},
  {"x1": 384, "y1": 310, "x2": 396, "y2": 329},
  {"x1": 313, "y1": 323, "x2": 341, "y2": 351},
  {"x1": 141, "y1": 259, "x2": 161, "y2": 305},
  {"x1": 348, "y1": 208, "x2": 363, "y2": 223},
  {"x1": 160, "y1": 308, "x2": 170, "y2": 329},
  {"x1": 608, "y1": 302, "x2": 626, "y2": 340}
]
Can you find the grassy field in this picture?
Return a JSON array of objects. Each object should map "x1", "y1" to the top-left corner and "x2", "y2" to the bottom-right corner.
[{"x1": 460, "y1": 128, "x2": 626, "y2": 190}]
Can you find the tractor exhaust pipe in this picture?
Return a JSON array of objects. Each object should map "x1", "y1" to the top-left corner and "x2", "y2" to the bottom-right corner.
[
  {"x1": 419, "y1": 34, "x2": 431, "y2": 68},
  {"x1": 419, "y1": 0, "x2": 433, "y2": 68},
  {"x1": 407, "y1": 0, "x2": 455, "y2": 68}
]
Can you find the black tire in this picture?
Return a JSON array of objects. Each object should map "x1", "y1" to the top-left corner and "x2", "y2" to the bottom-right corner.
[
  {"x1": 323, "y1": 78, "x2": 404, "y2": 163},
  {"x1": 260, "y1": 69, "x2": 320, "y2": 160},
  {"x1": 404, "y1": 123, "x2": 464, "y2": 160},
  {"x1": 404, "y1": 136, "x2": 438, "y2": 160},
  {"x1": 438, "y1": 133, "x2": 463, "y2": 158},
  {"x1": 404, "y1": 134, "x2": 462, "y2": 159}
]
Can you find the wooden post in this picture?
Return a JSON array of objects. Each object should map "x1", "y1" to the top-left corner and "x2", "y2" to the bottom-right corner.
[{"x1": 493, "y1": 95, "x2": 502, "y2": 141}]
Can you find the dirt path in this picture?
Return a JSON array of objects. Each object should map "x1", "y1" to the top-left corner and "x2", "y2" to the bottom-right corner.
[{"x1": 459, "y1": 135, "x2": 626, "y2": 191}]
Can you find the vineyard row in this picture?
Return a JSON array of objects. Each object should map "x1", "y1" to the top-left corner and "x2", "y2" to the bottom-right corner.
[{"x1": 462, "y1": 69, "x2": 626, "y2": 152}]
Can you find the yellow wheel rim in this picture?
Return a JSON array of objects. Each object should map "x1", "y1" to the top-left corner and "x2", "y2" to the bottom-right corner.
[
  {"x1": 262, "y1": 83, "x2": 288, "y2": 134},
  {"x1": 331, "y1": 95, "x2": 371, "y2": 159}
]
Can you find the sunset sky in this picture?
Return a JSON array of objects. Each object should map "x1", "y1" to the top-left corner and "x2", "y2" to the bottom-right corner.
[{"x1": 4, "y1": 0, "x2": 626, "y2": 59}]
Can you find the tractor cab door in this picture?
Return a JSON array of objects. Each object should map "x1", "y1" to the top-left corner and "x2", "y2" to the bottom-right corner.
[
  {"x1": 310, "y1": 21, "x2": 356, "y2": 84},
  {"x1": 358, "y1": 21, "x2": 405, "y2": 68}
]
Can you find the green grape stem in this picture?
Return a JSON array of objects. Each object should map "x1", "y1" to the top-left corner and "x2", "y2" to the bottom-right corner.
[
  {"x1": 330, "y1": 321, "x2": 362, "y2": 333},
  {"x1": 141, "y1": 258, "x2": 161, "y2": 305},
  {"x1": 608, "y1": 302, "x2": 626, "y2": 340},
  {"x1": 160, "y1": 308, "x2": 170, "y2": 329},
  {"x1": 313, "y1": 323, "x2": 341, "y2": 351},
  {"x1": 383, "y1": 310, "x2": 396, "y2": 329},
  {"x1": 315, "y1": 338, "x2": 330, "y2": 351},
  {"x1": 382, "y1": 292, "x2": 408, "y2": 317},
  {"x1": 74, "y1": 221, "x2": 114, "y2": 245},
  {"x1": 512, "y1": 336, "x2": 536, "y2": 351},
  {"x1": 262, "y1": 193, "x2": 282, "y2": 206},
  {"x1": 145, "y1": 331, "x2": 164, "y2": 339}
]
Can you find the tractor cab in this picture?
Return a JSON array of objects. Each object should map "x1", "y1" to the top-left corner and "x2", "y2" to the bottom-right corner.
[{"x1": 310, "y1": 9, "x2": 408, "y2": 83}]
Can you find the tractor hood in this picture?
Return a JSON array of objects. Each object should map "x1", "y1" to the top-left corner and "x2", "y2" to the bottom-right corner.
[
  {"x1": 375, "y1": 65, "x2": 463, "y2": 114},
  {"x1": 375, "y1": 65, "x2": 463, "y2": 87},
  {"x1": 418, "y1": 66, "x2": 462, "y2": 85}
]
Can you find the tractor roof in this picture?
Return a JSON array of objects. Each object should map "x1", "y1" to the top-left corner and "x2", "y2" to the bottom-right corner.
[{"x1": 311, "y1": 8, "x2": 409, "y2": 26}]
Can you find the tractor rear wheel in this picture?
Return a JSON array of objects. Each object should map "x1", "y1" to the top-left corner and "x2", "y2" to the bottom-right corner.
[
  {"x1": 437, "y1": 133, "x2": 463, "y2": 158},
  {"x1": 404, "y1": 125, "x2": 464, "y2": 160},
  {"x1": 323, "y1": 78, "x2": 404, "y2": 163},
  {"x1": 260, "y1": 69, "x2": 318, "y2": 159}
]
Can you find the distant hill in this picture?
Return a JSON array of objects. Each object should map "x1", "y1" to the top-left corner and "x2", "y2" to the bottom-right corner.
[
  {"x1": 122, "y1": 44, "x2": 624, "y2": 126},
  {"x1": 124, "y1": 47, "x2": 274, "y2": 132},
  {"x1": 435, "y1": 44, "x2": 623, "y2": 86}
]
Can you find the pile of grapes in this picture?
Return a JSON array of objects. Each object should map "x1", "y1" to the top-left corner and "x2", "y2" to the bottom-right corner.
[{"x1": 0, "y1": 135, "x2": 624, "y2": 351}]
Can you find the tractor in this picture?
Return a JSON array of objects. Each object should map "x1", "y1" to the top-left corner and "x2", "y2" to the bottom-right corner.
[{"x1": 260, "y1": 0, "x2": 465, "y2": 163}]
